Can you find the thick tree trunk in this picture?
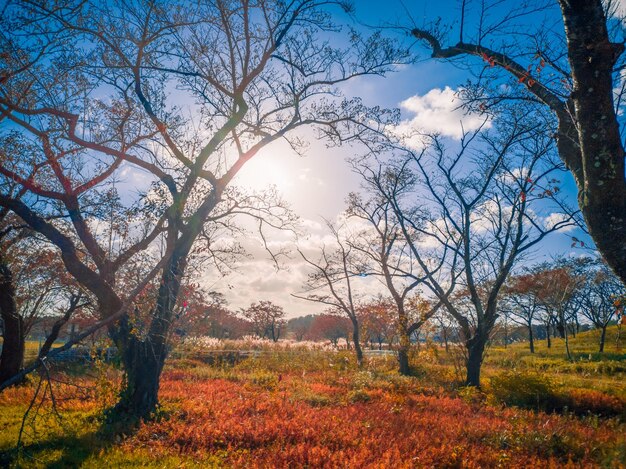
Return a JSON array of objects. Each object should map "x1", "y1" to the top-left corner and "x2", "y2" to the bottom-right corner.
[
  {"x1": 110, "y1": 250, "x2": 187, "y2": 420},
  {"x1": 398, "y1": 347, "x2": 410, "y2": 375},
  {"x1": 559, "y1": 0, "x2": 626, "y2": 285},
  {"x1": 113, "y1": 333, "x2": 164, "y2": 420},
  {"x1": 397, "y1": 321, "x2": 411, "y2": 375},
  {"x1": 546, "y1": 323, "x2": 552, "y2": 348},
  {"x1": 465, "y1": 335, "x2": 487, "y2": 387},
  {"x1": 0, "y1": 261, "x2": 25, "y2": 385}
]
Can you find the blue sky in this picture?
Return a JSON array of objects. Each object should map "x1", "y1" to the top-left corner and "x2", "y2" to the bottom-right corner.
[{"x1": 204, "y1": 0, "x2": 604, "y2": 316}]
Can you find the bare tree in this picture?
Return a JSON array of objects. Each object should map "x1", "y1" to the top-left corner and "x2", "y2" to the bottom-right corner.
[
  {"x1": 578, "y1": 259, "x2": 624, "y2": 352},
  {"x1": 371, "y1": 112, "x2": 576, "y2": 386},
  {"x1": 0, "y1": 0, "x2": 405, "y2": 418},
  {"x1": 295, "y1": 220, "x2": 365, "y2": 366},
  {"x1": 346, "y1": 165, "x2": 440, "y2": 374},
  {"x1": 409, "y1": 0, "x2": 626, "y2": 285}
]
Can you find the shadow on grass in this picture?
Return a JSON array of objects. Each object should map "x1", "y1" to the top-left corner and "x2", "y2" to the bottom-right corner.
[{"x1": 0, "y1": 414, "x2": 142, "y2": 468}]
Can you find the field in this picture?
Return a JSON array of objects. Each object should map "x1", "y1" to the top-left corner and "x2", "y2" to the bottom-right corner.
[{"x1": 0, "y1": 328, "x2": 624, "y2": 468}]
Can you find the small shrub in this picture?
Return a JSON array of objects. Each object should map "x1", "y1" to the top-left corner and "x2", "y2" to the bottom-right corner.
[
  {"x1": 489, "y1": 371, "x2": 560, "y2": 411},
  {"x1": 457, "y1": 386, "x2": 486, "y2": 406},
  {"x1": 347, "y1": 389, "x2": 371, "y2": 403},
  {"x1": 250, "y1": 371, "x2": 279, "y2": 390},
  {"x1": 561, "y1": 388, "x2": 626, "y2": 418},
  {"x1": 351, "y1": 371, "x2": 375, "y2": 390},
  {"x1": 291, "y1": 388, "x2": 333, "y2": 407}
]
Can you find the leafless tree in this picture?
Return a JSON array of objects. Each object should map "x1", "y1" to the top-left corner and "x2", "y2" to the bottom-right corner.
[
  {"x1": 346, "y1": 164, "x2": 440, "y2": 374},
  {"x1": 409, "y1": 0, "x2": 626, "y2": 285},
  {"x1": 0, "y1": 0, "x2": 406, "y2": 418},
  {"x1": 369, "y1": 111, "x2": 576, "y2": 386},
  {"x1": 578, "y1": 259, "x2": 624, "y2": 352},
  {"x1": 294, "y1": 220, "x2": 365, "y2": 366}
]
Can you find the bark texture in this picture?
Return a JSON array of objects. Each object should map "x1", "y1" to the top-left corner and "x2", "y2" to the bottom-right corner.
[{"x1": 0, "y1": 260, "x2": 24, "y2": 385}]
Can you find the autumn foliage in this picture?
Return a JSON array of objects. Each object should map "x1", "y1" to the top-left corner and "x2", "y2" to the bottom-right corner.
[{"x1": 1, "y1": 350, "x2": 624, "y2": 468}]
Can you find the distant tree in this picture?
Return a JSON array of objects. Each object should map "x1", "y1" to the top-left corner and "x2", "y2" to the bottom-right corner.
[
  {"x1": 295, "y1": 220, "x2": 365, "y2": 366},
  {"x1": 287, "y1": 315, "x2": 316, "y2": 341},
  {"x1": 359, "y1": 296, "x2": 398, "y2": 350},
  {"x1": 433, "y1": 310, "x2": 456, "y2": 353},
  {"x1": 308, "y1": 313, "x2": 351, "y2": 346},
  {"x1": 503, "y1": 271, "x2": 545, "y2": 353},
  {"x1": 172, "y1": 287, "x2": 251, "y2": 339},
  {"x1": 579, "y1": 260, "x2": 625, "y2": 352},
  {"x1": 241, "y1": 301, "x2": 286, "y2": 343},
  {"x1": 533, "y1": 260, "x2": 584, "y2": 359}
]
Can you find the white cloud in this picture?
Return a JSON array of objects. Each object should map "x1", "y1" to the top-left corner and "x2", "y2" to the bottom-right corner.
[
  {"x1": 609, "y1": 0, "x2": 626, "y2": 20},
  {"x1": 543, "y1": 212, "x2": 576, "y2": 232},
  {"x1": 394, "y1": 86, "x2": 490, "y2": 148}
]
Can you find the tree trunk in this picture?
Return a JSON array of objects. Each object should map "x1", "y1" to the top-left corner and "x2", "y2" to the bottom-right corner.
[
  {"x1": 546, "y1": 323, "x2": 552, "y2": 348},
  {"x1": 351, "y1": 318, "x2": 363, "y2": 367},
  {"x1": 559, "y1": 0, "x2": 626, "y2": 286},
  {"x1": 503, "y1": 317, "x2": 508, "y2": 348},
  {"x1": 110, "y1": 250, "x2": 187, "y2": 421},
  {"x1": 599, "y1": 325, "x2": 607, "y2": 353},
  {"x1": 528, "y1": 323, "x2": 535, "y2": 354},
  {"x1": 397, "y1": 319, "x2": 411, "y2": 375},
  {"x1": 465, "y1": 340, "x2": 486, "y2": 388},
  {"x1": 564, "y1": 324, "x2": 572, "y2": 360},
  {"x1": 398, "y1": 347, "x2": 410, "y2": 375},
  {"x1": 0, "y1": 261, "x2": 25, "y2": 385},
  {"x1": 465, "y1": 335, "x2": 487, "y2": 387},
  {"x1": 465, "y1": 330, "x2": 488, "y2": 387},
  {"x1": 112, "y1": 333, "x2": 163, "y2": 420}
]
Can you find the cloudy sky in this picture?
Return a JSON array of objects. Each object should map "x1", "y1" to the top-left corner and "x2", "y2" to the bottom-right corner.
[{"x1": 193, "y1": 0, "x2": 617, "y2": 317}]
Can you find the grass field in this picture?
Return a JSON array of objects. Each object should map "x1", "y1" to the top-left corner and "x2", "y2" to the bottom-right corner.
[{"x1": 0, "y1": 327, "x2": 624, "y2": 468}]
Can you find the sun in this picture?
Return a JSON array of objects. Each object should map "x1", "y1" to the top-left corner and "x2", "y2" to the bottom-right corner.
[{"x1": 232, "y1": 147, "x2": 296, "y2": 194}]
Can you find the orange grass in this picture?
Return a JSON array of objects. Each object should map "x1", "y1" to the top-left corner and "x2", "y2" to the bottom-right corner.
[
  {"x1": 128, "y1": 369, "x2": 624, "y2": 468},
  {"x1": 1, "y1": 363, "x2": 624, "y2": 468}
]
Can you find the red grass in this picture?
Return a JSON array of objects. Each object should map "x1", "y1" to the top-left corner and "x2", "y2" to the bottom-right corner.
[
  {"x1": 2, "y1": 367, "x2": 623, "y2": 467},
  {"x1": 120, "y1": 370, "x2": 624, "y2": 468}
]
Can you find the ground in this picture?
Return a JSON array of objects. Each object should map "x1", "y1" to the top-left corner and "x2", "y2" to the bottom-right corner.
[{"x1": 0, "y1": 328, "x2": 624, "y2": 468}]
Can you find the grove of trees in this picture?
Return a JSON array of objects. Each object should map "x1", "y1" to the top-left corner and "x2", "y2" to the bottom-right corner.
[{"x1": 1, "y1": 0, "x2": 625, "y2": 432}]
